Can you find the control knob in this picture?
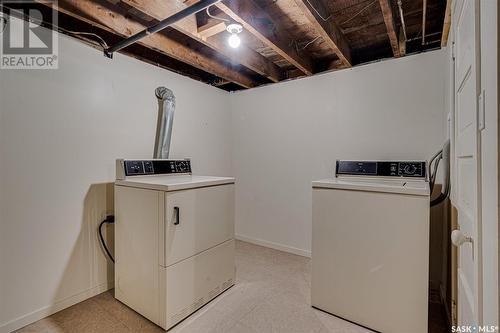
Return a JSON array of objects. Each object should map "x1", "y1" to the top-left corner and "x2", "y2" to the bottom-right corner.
[
  {"x1": 403, "y1": 164, "x2": 416, "y2": 175},
  {"x1": 177, "y1": 161, "x2": 188, "y2": 172}
]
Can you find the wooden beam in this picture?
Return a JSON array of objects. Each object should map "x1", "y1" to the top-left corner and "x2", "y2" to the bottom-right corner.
[
  {"x1": 198, "y1": 19, "x2": 226, "y2": 39},
  {"x1": 41, "y1": 0, "x2": 255, "y2": 88},
  {"x1": 293, "y1": 0, "x2": 352, "y2": 67},
  {"x1": 212, "y1": 79, "x2": 229, "y2": 86},
  {"x1": 441, "y1": 0, "x2": 452, "y2": 47},
  {"x1": 216, "y1": 0, "x2": 314, "y2": 75},
  {"x1": 122, "y1": 0, "x2": 198, "y2": 35},
  {"x1": 122, "y1": 0, "x2": 283, "y2": 82},
  {"x1": 183, "y1": 0, "x2": 200, "y2": 6},
  {"x1": 378, "y1": 0, "x2": 401, "y2": 57},
  {"x1": 3, "y1": 2, "x2": 219, "y2": 84},
  {"x1": 399, "y1": 28, "x2": 406, "y2": 56}
]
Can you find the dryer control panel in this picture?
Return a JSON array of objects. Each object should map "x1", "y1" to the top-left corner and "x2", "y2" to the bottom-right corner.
[
  {"x1": 336, "y1": 160, "x2": 426, "y2": 178},
  {"x1": 119, "y1": 159, "x2": 191, "y2": 178}
]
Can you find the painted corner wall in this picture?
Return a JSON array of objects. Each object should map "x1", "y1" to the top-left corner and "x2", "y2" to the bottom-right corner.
[
  {"x1": 229, "y1": 50, "x2": 448, "y2": 256},
  {"x1": 0, "y1": 23, "x2": 233, "y2": 332}
]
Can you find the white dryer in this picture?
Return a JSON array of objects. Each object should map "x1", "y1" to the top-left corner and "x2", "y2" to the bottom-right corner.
[
  {"x1": 312, "y1": 160, "x2": 430, "y2": 333},
  {"x1": 114, "y1": 159, "x2": 235, "y2": 330}
]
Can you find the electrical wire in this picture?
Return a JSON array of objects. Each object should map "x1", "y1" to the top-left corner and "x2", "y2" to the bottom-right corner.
[
  {"x1": 99, "y1": 216, "x2": 115, "y2": 263},
  {"x1": 305, "y1": 0, "x2": 331, "y2": 21},
  {"x1": 206, "y1": 6, "x2": 229, "y2": 23},
  {"x1": 41, "y1": 18, "x2": 109, "y2": 49},
  {"x1": 429, "y1": 140, "x2": 450, "y2": 207},
  {"x1": 62, "y1": 30, "x2": 109, "y2": 49},
  {"x1": 301, "y1": 36, "x2": 322, "y2": 50},
  {"x1": 0, "y1": 5, "x2": 109, "y2": 49},
  {"x1": 407, "y1": 31, "x2": 440, "y2": 42},
  {"x1": 430, "y1": 153, "x2": 442, "y2": 193},
  {"x1": 340, "y1": 0, "x2": 377, "y2": 26},
  {"x1": 429, "y1": 154, "x2": 450, "y2": 207},
  {"x1": 428, "y1": 147, "x2": 442, "y2": 192}
]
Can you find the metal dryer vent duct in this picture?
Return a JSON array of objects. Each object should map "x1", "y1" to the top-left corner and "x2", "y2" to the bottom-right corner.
[{"x1": 153, "y1": 87, "x2": 176, "y2": 159}]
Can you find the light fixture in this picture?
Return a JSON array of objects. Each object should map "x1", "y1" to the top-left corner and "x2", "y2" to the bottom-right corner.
[{"x1": 226, "y1": 23, "x2": 243, "y2": 48}]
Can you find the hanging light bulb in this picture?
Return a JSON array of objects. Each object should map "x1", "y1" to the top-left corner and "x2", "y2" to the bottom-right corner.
[
  {"x1": 228, "y1": 33, "x2": 241, "y2": 48},
  {"x1": 226, "y1": 23, "x2": 243, "y2": 48}
]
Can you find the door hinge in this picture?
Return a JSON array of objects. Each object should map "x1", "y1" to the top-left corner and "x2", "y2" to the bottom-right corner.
[{"x1": 478, "y1": 90, "x2": 485, "y2": 131}]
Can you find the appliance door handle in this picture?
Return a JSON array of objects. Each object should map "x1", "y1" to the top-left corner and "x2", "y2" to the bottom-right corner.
[{"x1": 173, "y1": 206, "x2": 180, "y2": 225}]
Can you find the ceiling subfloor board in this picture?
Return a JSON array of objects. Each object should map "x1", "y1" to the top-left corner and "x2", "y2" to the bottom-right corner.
[{"x1": 293, "y1": 0, "x2": 352, "y2": 67}]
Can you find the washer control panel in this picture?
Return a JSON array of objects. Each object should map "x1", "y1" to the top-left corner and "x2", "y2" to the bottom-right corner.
[
  {"x1": 123, "y1": 159, "x2": 191, "y2": 176},
  {"x1": 336, "y1": 160, "x2": 426, "y2": 178}
]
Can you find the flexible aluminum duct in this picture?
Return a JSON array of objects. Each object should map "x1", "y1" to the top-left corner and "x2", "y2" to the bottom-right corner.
[{"x1": 153, "y1": 87, "x2": 176, "y2": 159}]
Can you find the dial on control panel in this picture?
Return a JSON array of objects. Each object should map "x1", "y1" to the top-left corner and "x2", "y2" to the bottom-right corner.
[
  {"x1": 398, "y1": 162, "x2": 422, "y2": 177},
  {"x1": 336, "y1": 161, "x2": 426, "y2": 178},
  {"x1": 124, "y1": 160, "x2": 191, "y2": 176}
]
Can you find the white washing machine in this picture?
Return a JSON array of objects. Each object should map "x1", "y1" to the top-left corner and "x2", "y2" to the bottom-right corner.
[
  {"x1": 311, "y1": 160, "x2": 430, "y2": 333},
  {"x1": 114, "y1": 159, "x2": 235, "y2": 330}
]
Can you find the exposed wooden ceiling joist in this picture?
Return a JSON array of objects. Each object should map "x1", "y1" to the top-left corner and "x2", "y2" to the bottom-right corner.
[
  {"x1": 121, "y1": 0, "x2": 283, "y2": 82},
  {"x1": 399, "y1": 28, "x2": 406, "y2": 56},
  {"x1": 440, "y1": 0, "x2": 451, "y2": 47},
  {"x1": 378, "y1": 0, "x2": 401, "y2": 58},
  {"x1": 216, "y1": 0, "x2": 314, "y2": 75},
  {"x1": 2, "y1": 3, "x2": 222, "y2": 85},
  {"x1": 293, "y1": 0, "x2": 352, "y2": 67},
  {"x1": 198, "y1": 19, "x2": 226, "y2": 39},
  {"x1": 41, "y1": 0, "x2": 256, "y2": 88},
  {"x1": 22, "y1": 0, "x2": 447, "y2": 90}
]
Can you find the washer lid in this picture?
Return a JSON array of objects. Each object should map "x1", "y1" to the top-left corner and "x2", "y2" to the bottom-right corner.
[
  {"x1": 312, "y1": 178, "x2": 430, "y2": 196},
  {"x1": 116, "y1": 175, "x2": 235, "y2": 192}
]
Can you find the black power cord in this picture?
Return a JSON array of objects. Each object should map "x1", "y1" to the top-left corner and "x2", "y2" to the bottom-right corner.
[{"x1": 99, "y1": 215, "x2": 115, "y2": 263}]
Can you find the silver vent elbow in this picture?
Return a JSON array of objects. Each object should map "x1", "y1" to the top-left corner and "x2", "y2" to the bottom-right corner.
[{"x1": 153, "y1": 87, "x2": 176, "y2": 159}]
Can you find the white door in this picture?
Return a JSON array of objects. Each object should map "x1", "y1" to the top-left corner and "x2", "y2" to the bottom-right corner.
[
  {"x1": 452, "y1": 0, "x2": 482, "y2": 326},
  {"x1": 163, "y1": 184, "x2": 234, "y2": 266}
]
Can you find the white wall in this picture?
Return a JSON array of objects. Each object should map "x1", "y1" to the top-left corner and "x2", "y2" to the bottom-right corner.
[
  {"x1": 0, "y1": 27, "x2": 232, "y2": 332},
  {"x1": 230, "y1": 50, "x2": 447, "y2": 256}
]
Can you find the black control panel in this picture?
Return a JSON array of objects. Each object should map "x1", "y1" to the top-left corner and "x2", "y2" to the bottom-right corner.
[
  {"x1": 336, "y1": 160, "x2": 426, "y2": 178},
  {"x1": 124, "y1": 159, "x2": 191, "y2": 176}
]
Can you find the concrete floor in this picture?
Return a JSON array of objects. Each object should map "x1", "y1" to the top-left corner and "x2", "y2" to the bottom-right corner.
[{"x1": 15, "y1": 240, "x2": 448, "y2": 333}]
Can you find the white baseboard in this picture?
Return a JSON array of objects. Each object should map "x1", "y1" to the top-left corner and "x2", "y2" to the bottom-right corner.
[
  {"x1": 0, "y1": 282, "x2": 113, "y2": 333},
  {"x1": 2, "y1": 236, "x2": 308, "y2": 333},
  {"x1": 235, "y1": 234, "x2": 311, "y2": 258}
]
